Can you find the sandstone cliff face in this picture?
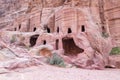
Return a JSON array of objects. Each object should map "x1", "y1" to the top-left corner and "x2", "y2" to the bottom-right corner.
[
  {"x1": 104, "y1": 0, "x2": 120, "y2": 46},
  {"x1": 0, "y1": 0, "x2": 28, "y2": 29},
  {"x1": 0, "y1": 0, "x2": 114, "y2": 69},
  {"x1": 0, "y1": 0, "x2": 101, "y2": 31}
]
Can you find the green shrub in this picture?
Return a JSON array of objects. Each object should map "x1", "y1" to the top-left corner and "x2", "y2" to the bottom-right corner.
[
  {"x1": 110, "y1": 47, "x2": 120, "y2": 55},
  {"x1": 47, "y1": 53, "x2": 66, "y2": 67},
  {"x1": 102, "y1": 32, "x2": 109, "y2": 38}
]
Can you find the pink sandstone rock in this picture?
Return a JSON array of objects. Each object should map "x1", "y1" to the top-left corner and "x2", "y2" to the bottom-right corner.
[{"x1": 0, "y1": 0, "x2": 119, "y2": 70}]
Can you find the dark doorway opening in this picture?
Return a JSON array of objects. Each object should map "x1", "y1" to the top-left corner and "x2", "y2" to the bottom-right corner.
[
  {"x1": 47, "y1": 27, "x2": 50, "y2": 33},
  {"x1": 56, "y1": 39, "x2": 59, "y2": 50},
  {"x1": 62, "y1": 37, "x2": 84, "y2": 56},
  {"x1": 30, "y1": 34, "x2": 39, "y2": 47},
  {"x1": 68, "y1": 28, "x2": 72, "y2": 33},
  {"x1": 43, "y1": 40, "x2": 46, "y2": 45},
  {"x1": 102, "y1": 26, "x2": 106, "y2": 32},
  {"x1": 81, "y1": 25, "x2": 85, "y2": 32},
  {"x1": 57, "y1": 27, "x2": 59, "y2": 33},
  {"x1": 14, "y1": 28, "x2": 17, "y2": 31},
  {"x1": 33, "y1": 27, "x2": 36, "y2": 32},
  {"x1": 43, "y1": 25, "x2": 51, "y2": 33},
  {"x1": 19, "y1": 24, "x2": 21, "y2": 30}
]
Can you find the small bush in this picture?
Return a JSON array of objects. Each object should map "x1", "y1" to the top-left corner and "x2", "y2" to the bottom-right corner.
[
  {"x1": 102, "y1": 32, "x2": 109, "y2": 38},
  {"x1": 25, "y1": 45, "x2": 30, "y2": 50},
  {"x1": 47, "y1": 53, "x2": 66, "y2": 67},
  {"x1": 110, "y1": 47, "x2": 120, "y2": 55}
]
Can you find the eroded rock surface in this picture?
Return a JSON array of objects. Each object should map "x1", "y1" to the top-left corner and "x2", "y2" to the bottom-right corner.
[{"x1": 0, "y1": 0, "x2": 120, "y2": 70}]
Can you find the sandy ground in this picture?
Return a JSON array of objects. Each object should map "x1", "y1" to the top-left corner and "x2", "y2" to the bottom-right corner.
[{"x1": 0, "y1": 65, "x2": 120, "y2": 80}]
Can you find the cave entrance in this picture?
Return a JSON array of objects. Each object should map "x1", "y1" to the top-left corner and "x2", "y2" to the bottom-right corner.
[
  {"x1": 30, "y1": 34, "x2": 39, "y2": 47},
  {"x1": 62, "y1": 37, "x2": 84, "y2": 56}
]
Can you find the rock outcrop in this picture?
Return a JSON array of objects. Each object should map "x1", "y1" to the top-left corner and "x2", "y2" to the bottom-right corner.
[{"x1": 0, "y1": 0, "x2": 119, "y2": 69}]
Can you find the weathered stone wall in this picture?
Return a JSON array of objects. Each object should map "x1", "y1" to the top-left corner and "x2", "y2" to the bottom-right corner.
[
  {"x1": 0, "y1": 0, "x2": 28, "y2": 29},
  {"x1": 0, "y1": 0, "x2": 115, "y2": 69},
  {"x1": 0, "y1": 0, "x2": 120, "y2": 47},
  {"x1": 104, "y1": 0, "x2": 120, "y2": 46}
]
